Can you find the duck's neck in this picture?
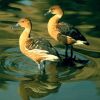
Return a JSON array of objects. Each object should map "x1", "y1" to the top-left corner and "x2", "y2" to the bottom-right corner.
[
  {"x1": 48, "y1": 14, "x2": 62, "y2": 40},
  {"x1": 19, "y1": 26, "x2": 31, "y2": 52}
]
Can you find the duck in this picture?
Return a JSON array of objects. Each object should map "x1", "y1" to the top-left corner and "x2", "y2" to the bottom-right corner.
[
  {"x1": 15, "y1": 18, "x2": 59, "y2": 74},
  {"x1": 45, "y1": 5, "x2": 89, "y2": 59}
]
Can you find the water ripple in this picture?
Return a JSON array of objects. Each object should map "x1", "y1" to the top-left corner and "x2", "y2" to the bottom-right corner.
[
  {"x1": 0, "y1": 47, "x2": 38, "y2": 76},
  {"x1": 0, "y1": 47, "x2": 97, "y2": 81}
]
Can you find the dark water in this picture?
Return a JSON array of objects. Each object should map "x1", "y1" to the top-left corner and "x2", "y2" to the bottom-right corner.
[{"x1": 0, "y1": 0, "x2": 100, "y2": 100}]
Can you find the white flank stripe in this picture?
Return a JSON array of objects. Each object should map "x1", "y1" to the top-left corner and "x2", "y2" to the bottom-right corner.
[
  {"x1": 44, "y1": 55, "x2": 59, "y2": 61},
  {"x1": 74, "y1": 40, "x2": 86, "y2": 45},
  {"x1": 28, "y1": 49, "x2": 49, "y2": 53}
]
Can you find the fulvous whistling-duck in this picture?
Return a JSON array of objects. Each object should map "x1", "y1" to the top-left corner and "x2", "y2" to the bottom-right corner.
[
  {"x1": 45, "y1": 5, "x2": 89, "y2": 58},
  {"x1": 15, "y1": 18, "x2": 59, "y2": 74}
]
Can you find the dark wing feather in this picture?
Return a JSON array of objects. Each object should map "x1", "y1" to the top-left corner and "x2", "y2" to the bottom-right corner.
[
  {"x1": 57, "y1": 22, "x2": 73, "y2": 35},
  {"x1": 25, "y1": 38, "x2": 35, "y2": 50},
  {"x1": 68, "y1": 28, "x2": 87, "y2": 41},
  {"x1": 25, "y1": 38, "x2": 60, "y2": 56},
  {"x1": 57, "y1": 22, "x2": 89, "y2": 45}
]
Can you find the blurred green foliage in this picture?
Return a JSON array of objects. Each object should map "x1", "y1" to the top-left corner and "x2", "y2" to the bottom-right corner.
[
  {"x1": 0, "y1": 0, "x2": 100, "y2": 37},
  {"x1": 48, "y1": 0, "x2": 100, "y2": 37}
]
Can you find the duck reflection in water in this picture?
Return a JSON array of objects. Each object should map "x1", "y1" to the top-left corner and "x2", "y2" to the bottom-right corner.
[{"x1": 19, "y1": 63, "x2": 61, "y2": 100}]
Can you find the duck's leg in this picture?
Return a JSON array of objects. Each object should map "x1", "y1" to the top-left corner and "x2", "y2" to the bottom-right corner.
[
  {"x1": 65, "y1": 44, "x2": 68, "y2": 58},
  {"x1": 70, "y1": 45, "x2": 73, "y2": 58},
  {"x1": 37, "y1": 63, "x2": 41, "y2": 72},
  {"x1": 38, "y1": 62, "x2": 45, "y2": 75},
  {"x1": 42, "y1": 61, "x2": 46, "y2": 74},
  {"x1": 37, "y1": 63, "x2": 42, "y2": 74}
]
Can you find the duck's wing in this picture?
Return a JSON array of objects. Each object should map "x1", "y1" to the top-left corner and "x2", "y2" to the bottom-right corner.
[
  {"x1": 25, "y1": 38, "x2": 60, "y2": 57},
  {"x1": 57, "y1": 22, "x2": 89, "y2": 45},
  {"x1": 25, "y1": 38, "x2": 52, "y2": 50},
  {"x1": 25, "y1": 38, "x2": 36, "y2": 50},
  {"x1": 57, "y1": 22, "x2": 72, "y2": 35}
]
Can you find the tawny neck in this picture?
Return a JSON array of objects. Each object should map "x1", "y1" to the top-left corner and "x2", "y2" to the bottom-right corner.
[
  {"x1": 48, "y1": 15, "x2": 62, "y2": 40},
  {"x1": 19, "y1": 27, "x2": 31, "y2": 52},
  {"x1": 48, "y1": 15, "x2": 62, "y2": 25}
]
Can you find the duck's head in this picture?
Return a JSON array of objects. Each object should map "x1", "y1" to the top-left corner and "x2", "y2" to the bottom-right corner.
[
  {"x1": 16, "y1": 18, "x2": 31, "y2": 28},
  {"x1": 45, "y1": 5, "x2": 63, "y2": 16}
]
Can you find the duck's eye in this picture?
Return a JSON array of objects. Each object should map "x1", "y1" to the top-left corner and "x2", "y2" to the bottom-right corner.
[
  {"x1": 21, "y1": 21, "x2": 24, "y2": 23},
  {"x1": 51, "y1": 8, "x2": 55, "y2": 11}
]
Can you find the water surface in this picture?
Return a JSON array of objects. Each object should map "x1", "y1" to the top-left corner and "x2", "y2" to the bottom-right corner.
[{"x1": 0, "y1": 0, "x2": 100, "y2": 100}]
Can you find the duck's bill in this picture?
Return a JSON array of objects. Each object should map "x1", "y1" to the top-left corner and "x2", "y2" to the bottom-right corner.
[
  {"x1": 11, "y1": 23, "x2": 20, "y2": 30},
  {"x1": 44, "y1": 10, "x2": 51, "y2": 16}
]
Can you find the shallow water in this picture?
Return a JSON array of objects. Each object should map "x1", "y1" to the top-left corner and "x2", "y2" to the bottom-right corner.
[{"x1": 0, "y1": 0, "x2": 100, "y2": 100}]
